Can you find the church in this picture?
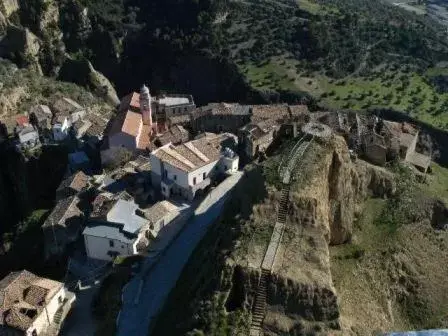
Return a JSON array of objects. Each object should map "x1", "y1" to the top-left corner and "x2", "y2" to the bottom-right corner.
[{"x1": 108, "y1": 85, "x2": 195, "y2": 151}]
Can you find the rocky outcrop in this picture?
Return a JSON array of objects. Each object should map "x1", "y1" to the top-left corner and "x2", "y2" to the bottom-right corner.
[
  {"x1": 0, "y1": 25, "x2": 42, "y2": 73},
  {"x1": 291, "y1": 136, "x2": 395, "y2": 246},
  {"x1": 0, "y1": 11, "x2": 7, "y2": 34},
  {"x1": 0, "y1": 85, "x2": 28, "y2": 116},
  {"x1": 427, "y1": 199, "x2": 448, "y2": 230},
  {"x1": 58, "y1": 58, "x2": 120, "y2": 105},
  {"x1": 0, "y1": 0, "x2": 19, "y2": 18},
  {"x1": 0, "y1": 0, "x2": 65, "y2": 74},
  {"x1": 59, "y1": 0, "x2": 92, "y2": 51}
]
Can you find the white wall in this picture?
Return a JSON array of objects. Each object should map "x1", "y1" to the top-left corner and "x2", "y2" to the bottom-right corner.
[
  {"x1": 27, "y1": 286, "x2": 66, "y2": 336},
  {"x1": 219, "y1": 156, "x2": 239, "y2": 174},
  {"x1": 162, "y1": 162, "x2": 190, "y2": 189},
  {"x1": 84, "y1": 234, "x2": 135, "y2": 261},
  {"x1": 187, "y1": 160, "x2": 219, "y2": 186},
  {"x1": 109, "y1": 132, "x2": 137, "y2": 151}
]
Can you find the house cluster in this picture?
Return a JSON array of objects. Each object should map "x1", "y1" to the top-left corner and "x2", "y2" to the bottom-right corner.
[
  {"x1": 312, "y1": 111, "x2": 432, "y2": 173},
  {"x1": 104, "y1": 85, "x2": 310, "y2": 161},
  {"x1": 0, "y1": 97, "x2": 112, "y2": 152},
  {"x1": 17, "y1": 84, "x2": 433, "y2": 335},
  {"x1": 41, "y1": 152, "x2": 185, "y2": 263},
  {"x1": 0, "y1": 270, "x2": 75, "y2": 336}
]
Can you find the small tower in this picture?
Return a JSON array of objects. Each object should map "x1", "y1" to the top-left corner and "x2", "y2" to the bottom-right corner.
[{"x1": 140, "y1": 84, "x2": 152, "y2": 127}]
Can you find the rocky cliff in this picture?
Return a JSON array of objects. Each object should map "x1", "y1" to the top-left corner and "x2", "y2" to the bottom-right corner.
[
  {"x1": 0, "y1": 0, "x2": 120, "y2": 102},
  {"x1": 152, "y1": 136, "x2": 398, "y2": 336}
]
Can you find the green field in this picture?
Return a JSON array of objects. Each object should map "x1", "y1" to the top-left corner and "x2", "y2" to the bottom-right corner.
[{"x1": 241, "y1": 56, "x2": 448, "y2": 130}]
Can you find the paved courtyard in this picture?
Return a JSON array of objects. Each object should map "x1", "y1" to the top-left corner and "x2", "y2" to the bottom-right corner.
[{"x1": 117, "y1": 171, "x2": 244, "y2": 336}]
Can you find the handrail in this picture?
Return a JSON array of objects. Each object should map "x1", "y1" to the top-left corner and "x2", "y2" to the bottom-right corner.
[{"x1": 277, "y1": 135, "x2": 306, "y2": 176}]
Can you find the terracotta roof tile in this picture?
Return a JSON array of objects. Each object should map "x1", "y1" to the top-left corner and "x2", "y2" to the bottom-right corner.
[
  {"x1": 15, "y1": 115, "x2": 29, "y2": 127},
  {"x1": 110, "y1": 110, "x2": 142, "y2": 137},
  {"x1": 251, "y1": 104, "x2": 290, "y2": 123},
  {"x1": 119, "y1": 92, "x2": 140, "y2": 112},
  {"x1": 0, "y1": 270, "x2": 62, "y2": 331},
  {"x1": 152, "y1": 134, "x2": 227, "y2": 172}
]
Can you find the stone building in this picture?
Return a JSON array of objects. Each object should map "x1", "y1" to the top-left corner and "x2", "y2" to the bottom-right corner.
[
  {"x1": 360, "y1": 118, "x2": 431, "y2": 172},
  {"x1": 29, "y1": 104, "x2": 52, "y2": 130},
  {"x1": 190, "y1": 103, "x2": 251, "y2": 134},
  {"x1": 42, "y1": 195, "x2": 84, "y2": 259},
  {"x1": 239, "y1": 119, "x2": 280, "y2": 159},
  {"x1": 153, "y1": 94, "x2": 195, "y2": 122},
  {"x1": 154, "y1": 125, "x2": 189, "y2": 147},
  {"x1": 0, "y1": 270, "x2": 75, "y2": 336},
  {"x1": 119, "y1": 88, "x2": 195, "y2": 125}
]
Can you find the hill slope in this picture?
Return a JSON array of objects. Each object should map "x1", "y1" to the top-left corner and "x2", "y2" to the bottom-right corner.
[
  {"x1": 152, "y1": 136, "x2": 448, "y2": 335},
  {"x1": 222, "y1": 0, "x2": 448, "y2": 129},
  {"x1": 3, "y1": 0, "x2": 448, "y2": 128}
]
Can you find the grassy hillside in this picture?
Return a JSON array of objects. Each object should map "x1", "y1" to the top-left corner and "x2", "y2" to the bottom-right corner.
[
  {"x1": 220, "y1": 0, "x2": 448, "y2": 130},
  {"x1": 331, "y1": 163, "x2": 448, "y2": 333}
]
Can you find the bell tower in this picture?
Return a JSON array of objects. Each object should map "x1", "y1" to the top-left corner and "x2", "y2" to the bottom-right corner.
[{"x1": 140, "y1": 84, "x2": 152, "y2": 127}]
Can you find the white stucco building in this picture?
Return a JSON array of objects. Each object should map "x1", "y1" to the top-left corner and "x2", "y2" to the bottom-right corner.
[
  {"x1": 17, "y1": 125, "x2": 40, "y2": 149},
  {"x1": 83, "y1": 198, "x2": 180, "y2": 261},
  {"x1": 0, "y1": 270, "x2": 75, "y2": 336},
  {"x1": 52, "y1": 116, "x2": 71, "y2": 141},
  {"x1": 150, "y1": 133, "x2": 239, "y2": 200}
]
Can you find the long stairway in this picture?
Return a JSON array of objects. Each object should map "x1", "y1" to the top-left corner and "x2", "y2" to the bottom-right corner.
[
  {"x1": 249, "y1": 135, "x2": 313, "y2": 336},
  {"x1": 250, "y1": 184, "x2": 291, "y2": 335},
  {"x1": 250, "y1": 269, "x2": 270, "y2": 336}
]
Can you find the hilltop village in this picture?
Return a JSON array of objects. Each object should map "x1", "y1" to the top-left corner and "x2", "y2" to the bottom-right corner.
[{"x1": 0, "y1": 84, "x2": 434, "y2": 336}]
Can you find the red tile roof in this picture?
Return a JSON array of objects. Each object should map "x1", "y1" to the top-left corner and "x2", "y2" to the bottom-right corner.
[
  {"x1": 110, "y1": 110, "x2": 142, "y2": 137},
  {"x1": 15, "y1": 115, "x2": 29, "y2": 126},
  {"x1": 119, "y1": 92, "x2": 140, "y2": 112}
]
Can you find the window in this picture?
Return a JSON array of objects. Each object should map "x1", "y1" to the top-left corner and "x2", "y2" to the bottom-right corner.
[
  {"x1": 174, "y1": 175, "x2": 177, "y2": 181},
  {"x1": 162, "y1": 186, "x2": 166, "y2": 192},
  {"x1": 193, "y1": 177, "x2": 197, "y2": 185},
  {"x1": 224, "y1": 165, "x2": 228, "y2": 170},
  {"x1": 109, "y1": 240, "x2": 114, "y2": 247},
  {"x1": 164, "y1": 169, "x2": 168, "y2": 178},
  {"x1": 203, "y1": 172, "x2": 206, "y2": 180}
]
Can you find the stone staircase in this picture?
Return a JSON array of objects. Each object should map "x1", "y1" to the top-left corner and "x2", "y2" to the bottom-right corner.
[
  {"x1": 249, "y1": 133, "x2": 315, "y2": 335},
  {"x1": 250, "y1": 183, "x2": 291, "y2": 335},
  {"x1": 278, "y1": 185, "x2": 290, "y2": 223},
  {"x1": 250, "y1": 269, "x2": 270, "y2": 336}
]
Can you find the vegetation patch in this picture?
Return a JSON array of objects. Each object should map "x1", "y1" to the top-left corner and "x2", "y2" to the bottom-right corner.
[{"x1": 92, "y1": 269, "x2": 130, "y2": 336}]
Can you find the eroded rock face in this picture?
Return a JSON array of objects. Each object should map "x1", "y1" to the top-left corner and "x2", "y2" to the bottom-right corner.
[
  {"x1": 0, "y1": 86, "x2": 28, "y2": 116},
  {"x1": 0, "y1": 0, "x2": 19, "y2": 18},
  {"x1": 0, "y1": 26, "x2": 42, "y2": 72},
  {"x1": 429, "y1": 199, "x2": 448, "y2": 230},
  {"x1": 292, "y1": 136, "x2": 396, "y2": 246},
  {"x1": 269, "y1": 275, "x2": 339, "y2": 321},
  {"x1": 58, "y1": 58, "x2": 120, "y2": 105}
]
